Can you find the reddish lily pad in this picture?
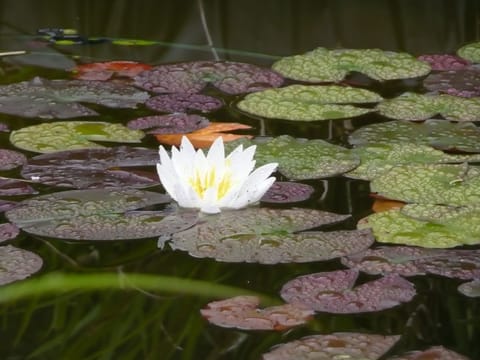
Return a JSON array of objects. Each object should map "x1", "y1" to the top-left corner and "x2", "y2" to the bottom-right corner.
[
  {"x1": 388, "y1": 346, "x2": 470, "y2": 360},
  {"x1": 0, "y1": 245, "x2": 43, "y2": 285},
  {"x1": 417, "y1": 54, "x2": 470, "y2": 71},
  {"x1": 0, "y1": 178, "x2": 37, "y2": 196},
  {"x1": 458, "y1": 280, "x2": 480, "y2": 298},
  {"x1": 145, "y1": 93, "x2": 223, "y2": 113},
  {"x1": 0, "y1": 223, "x2": 20, "y2": 243},
  {"x1": 200, "y1": 296, "x2": 314, "y2": 330},
  {"x1": 127, "y1": 114, "x2": 209, "y2": 134},
  {"x1": 21, "y1": 146, "x2": 159, "y2": 189},
  {"x1": 423, "y1": 66, "x2": 480, "y2": 97},
  {"x1": 0, "y1": 77, "x2": 150, "y2": 119},
  {"x1": 0, "y1": 200, "x2": 17, "y2": 212},
  {"x1": 260, "y1": 181, "x2": 314, "y2": 203},
  {"x1": 0, "y1": 149, "x2": 27, "y2": 170},
  {"x1": 280, "y1": 269, "x2": 416, "y2": 313},
  {"x1": 263, "y1": 333, "x2": 400, "y2": 360},
  {"x1": 73, "y1": 61, "x2": 152, "y2": 81},
  {"x1": 134, "y1": 61, "x2": 284, "y2": 94}
]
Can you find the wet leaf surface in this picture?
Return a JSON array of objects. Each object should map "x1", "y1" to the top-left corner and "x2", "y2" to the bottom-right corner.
[
  {"x1": 0, "y1": 178, "x2": 37, "y2": 196},
  {"x1": 237, "y1": 84, "x2": 381, "y2": 121},
  {"x1": 262, "y1": 333, "x2": 400, "y2": 360},
  {"x1": 200, "y1": 296, "x2": 314, "y2": 330},
  {"x1": 145, "y1": 93, "x2": 223, "y2": 113},
  {"x1": 0, "y1": 200, "x2": 17, "y2": 212},
  {"x1": 0, "y1": 223, "x2": 20, "y2": 243},
  {"x1": 134, "y1": 60, "x2": 283, "y2": 94},
  {"x1": 417, "y1": 54, "x2": 470, "y2": 71},
  {"x1": 10, "y1": 121, "x2": 144, "y2": 153},
  {"x1": 260, "y1": 181, "x2": 314, "y2": 203},
  {"x1": 0, "y1": 245, "x2": 43, "y2": 285},
  {"x1": 457, "y1": 41, "x2": 480, "y2": 63},
  {"x1": 0, "y1": 77, "x2": 150, "y2": 118},
  {"x1": 388, "y1": 346, "x2": 470, "y2": 360},
  {"x1": 272, "y1": 47, "x2": 430, "y2": 82},
  {"x1": 5, "y1": 189, "x2": 198, "y2": 241},
  {"x1": 0, "y1": 149, "x2": 27, "y2": 170},
  {"x1": 72, "y1": 60, "x2": 152, "y2": 81},
  {"x1": 423, "y1": 67, "x2": 480, "y2": 97},
  {"x1": 457, "y1": 280, "x2": 480, "y2": 298},
  {"x1": 281, "y1": 269, "x2": 415, "y2": 313},
  {"x1": 21, "y1": 146, "x2": 159, "y2": 189},
  {"x1": 127, "y1": 114, "x2": 209, "y2": 134},
  {"x1": 226, "y1": 136, "x2": 359, "y2": 180}
]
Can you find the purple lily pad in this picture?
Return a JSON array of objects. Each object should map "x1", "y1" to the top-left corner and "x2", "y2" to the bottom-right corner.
[
  {"x1": 0, "y1": 178, "x2": 37, "y2": 196},
  {"x1": 423, "y1": 66, "x2": 480, "y2": 97},
  {"x1": 388, "y1": 346, "x2": 470, "y2": 360},
  {"x1": 0, "y1": 200, "x2": 17, "y2": 212},
  {"x1": 127, "y1": 114, "x2": 209, "y2": 134},
  {"x1": 134, "y1": 61, "x2": 284, "y2": 95},
  {"x1": 145, "y1": 93, "x2": 223, "y2": 113},
  {"x1": 200, "y1": 296, "x2": 314, "y2": 330},
  {"x1": 263, "y1": 333, "x2": 400, "y2": 360},
  {"x1": 418, "y1": 54, "x2": 470, "y2": 71},
  {"x1": 280, "y1": 269, "x2": 416, "y2": 313},
  {"x1": 0, "y1": 245, "x2": 43, "y2": 285},
  {"x1": 0, "y1": 149, "x2": 27, "y2": 170},
  {"x1": 0, "y1": 222, "x2": 20, "y2": 243},
  {"x1": 261, "y1": 181, "x2": 314, "y2": 204},
  {"x1": 457, "y1": 279, "x2": 480, "y2": 298},
  {"x1": 21, "y1": 146, "x2": 159, "y2": 189}
]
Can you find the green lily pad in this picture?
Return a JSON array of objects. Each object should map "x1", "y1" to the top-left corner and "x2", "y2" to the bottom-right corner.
[
  {"x1": 358, "y1": 204, "x2": 480, "y2": 248},
  {"x1": 10, "y1": 121, "x2": 144, "y2": 153},
  {"x1": 349, "y1": 119, "x2": 480, "y2": 153},
  {"x1": 272, "y1": 47, "x2": 431, "y2": 82},
  {"x1": 226, "y1": 135, "x2": 360, "y2": 180},
  {"x1": 236, "y1": 85, "x2": 381, "y2": 121},
  {"x1": 164, "y1": 208, "x2": 371, "y2": 264},
  {"x1": 458, "y1": 280, "x2": 480, "y2": 298},
  {"x1": 457, "y1": 42, "x2": 480, "y2": 63},
  {"x1": 0, "y1": 245, "x2": 43, "y2": 285},
  {"x1": 376, "y1": 92, "x2": 480, "y2": 121},
  {"x1": 347, "y1": 143, "x2": 480, "y2": 181},
  {"x1": 371, "y1": 163, "x2": 480, "y2": 206},
  {"x1": 5, "y1": 189, "x2": 197, "y2": 241}
]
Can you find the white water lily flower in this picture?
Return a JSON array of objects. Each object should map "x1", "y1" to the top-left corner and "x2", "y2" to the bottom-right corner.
[{"x1": 157, "y1": 136, "x2": 278, "y2": 214}]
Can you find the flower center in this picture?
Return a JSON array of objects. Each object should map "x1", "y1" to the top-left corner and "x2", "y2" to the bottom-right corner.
[{"x1": 189, "y1": 166, "x2": 233, "y2": 200}]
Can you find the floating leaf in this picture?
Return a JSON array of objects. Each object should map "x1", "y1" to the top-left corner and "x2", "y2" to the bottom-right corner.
[
  {"x1": 423, "y1": 67, "x2": 480, "y2": 97},
  {"x1": 145, "y1": 93, "x2": 223, "y2": 113},
  {"x1": 127, "y1": 114, "x2": 209, "y2": 135},
  {"x1": 10, "y1": 121, "x2": 144, "y2": 153},
  {"x1": 237, "y1": 85, "x2": 381, "y2": 121},
  {"x1": 458, "y1": 280, "x2": 480, "y2": 298},
  {"x1": 281, "y1": 269, "x2": 415, "y2": 313},
  {"x1": 347, "y1": 143, "x2": 480, "y2": 181},
  {"x1": 21, "y1": 146, "x2": 159, "y2": 189},
  {"x1": 200, "y1": 296, "x2": 314, "y2": 330},
  {"x1": 155, "y1": 122, "x2": 252, "y2": 148},
  {"x1": 376, "y1": 92, "x2": 480, "y2": 121},
  {"x1": 417, "y1": 54, "x2": 470, "y2": 71},
  {"x1": 0, "y1": 200, "x2": 17, "y2": 212},
  {"x1": 134, "y1": 61, "x2": 283, "y2": 94},
  {"x1": 358, "y1": 204, "x2": 480, "y2": 248},
  {"x1": 349, "y1": 119, "x2": 480, "y2": 153},
  {"x1": 260, "y1": 182, "x2": 314, "y2": 203},
  {"x1": 0, "y1": 223, "x2": 20, "y2": 243},
  {"x1": 164, "y1": 208, "x2": 373, "y2": 264},
  {"x1": 0, "y1": 77, "x2": 150, "y2": 119},
  {"x1": 263, "y1": 333, "x2": 400, "y2": 360},
  {"x1": 0, "y1": 245, "x2": 43, "y2": 285},
  {"x1": 388, "y1": 346, "x2": 470, "y2": 360},
  {"x1": 0, "y1": 178, "x2": 37, "y2": 196},
  {"x1": 272, "y1": 47, "x2": 430, "y2": 82},
  {"x1": 5, "y1": 189, "x2": 198, "y2": 241},
  {"x1": 371, "y1": 163, "x2": 480, "y2": 206},
  {"x1": 72, "y1": 61, "x2": 152, "y2": 81},
  {"x1": 0, "y1": 149, "x2": 27, "y2": 170},
  {"x1": 457, "y1": 42, "x2": 480, "y2": 63},
  {"x1": 227, "y1": 136, "x2": 359, "y2": 180}
]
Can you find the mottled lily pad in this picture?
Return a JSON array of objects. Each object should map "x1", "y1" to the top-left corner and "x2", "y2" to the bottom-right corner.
[
  {"x1": 272, "y1": 47, "x2": 430, "y2": 82},
  {"x1": 457, "y1": 42, "x2": 480, "y2": 63},
  {"x1": 376, "y1": 92, "x2": 480, "y2": 121},
  {"x1": 5, "y1": 189, "x2": 198, "y2": 241},
  {"x1": 164, "y1": 208, "x2": 374, "y2": 264},
  {"x1": 371, "y1": 163, "x2": 480, "y2": 206},
  {"x1": 0, "y1": 77, "x2": 150, "y2": 119},
  {"x1": 134, "y1": 61, "x2": 283, "y2": 94},
  {"x1": 10, "y1": 121, "x2": 144, "y2": 153},
  {"x1": 0, "y1": 200, "x2": 17, "y2": 212},
  {"x1": 423, "y1": 67, "x2": 480, "y2": 97},
  {"x1": 0, "y1": 149, "x2": 27, "y2": 170},
  {"x1": 349, "y1": 119, "x2": 480, "y2": 153},
  {"x1": 145, "y1": 93, "x2": 223, "y2": 113},
  {"x1": 237, "y1": 85, "x2": 381, "y2": 121},
  {"x1": 0, "y1": 223, "x2": 20, "y2": 243},
  {"x1": 263, "y1": 333, "x2": 400, "y2": 360},
  {"x1": 0, "y1": 178, "x2": 37, "y2": 196},
  {"x1": 260, "y1": 182, "x2": 314, "y2": 203},
  {"x1": 388, "y1": 346, "x2": 470, "y2": 360},
  {"x1": 417, "y1": 54, "x2": 470, "y2": 71},
  {"x1": 358, "y1": 204, "x2": 480, "y2": 248},
  {"x1": 458, "y1": 280, "x2": 480, "y2": 298},
  {"x1": 281, "y1": 269, "x2": 415, "y2": 313},
  {"x1": 127, "y1": 114, "x2": 209, "y2": 135},
  {"x1": 200, "y1": 296, "x2": 314, "y2": 330},
  {"x1": 347, "y1": 143, "x2": 480, "y2": 181},
  {"x1": 73, "y1": 61, "x2": 152, "y2": 81},
  {"x1": 226, "y1": 136, "x2": 360, "y2": 180},
  {"x1": 0, "y1": 245, "x2": 43, "y2": 285},
  {"x1": 21, "y1": 146, "x2": 159, "y2": 189}
]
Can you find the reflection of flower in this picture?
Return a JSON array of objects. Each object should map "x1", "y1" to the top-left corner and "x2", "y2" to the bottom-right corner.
[{"x1": 157, "y1": 136, "x2": 277, "y2": 214}]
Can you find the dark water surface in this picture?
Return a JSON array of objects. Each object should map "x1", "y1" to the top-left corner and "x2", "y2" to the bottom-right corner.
[{"x1": 0, "y1": 1, "x2": 479, "y2": 359}]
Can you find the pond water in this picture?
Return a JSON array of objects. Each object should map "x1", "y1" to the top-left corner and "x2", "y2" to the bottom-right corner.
[{"x1": 1, "y1": 0, "x2": 480, "y2": 359}]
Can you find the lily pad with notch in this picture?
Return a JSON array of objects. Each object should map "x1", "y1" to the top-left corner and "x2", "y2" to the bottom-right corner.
[{"x1": 0, "y1": 245, "x2": 43, "y2": 285}]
